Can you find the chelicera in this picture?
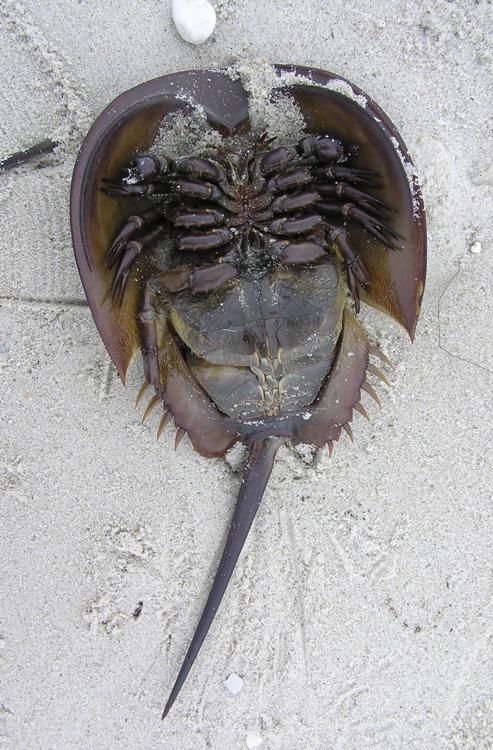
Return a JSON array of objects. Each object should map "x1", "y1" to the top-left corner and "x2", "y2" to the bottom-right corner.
[{"x1": 71, "y1": 65, "x2": 426, "y2": 717}]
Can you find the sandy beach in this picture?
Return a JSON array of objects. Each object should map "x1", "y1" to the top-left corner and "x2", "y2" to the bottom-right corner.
[{"x1": 1, "y1": 1, "x2": 492, "y2": 748}]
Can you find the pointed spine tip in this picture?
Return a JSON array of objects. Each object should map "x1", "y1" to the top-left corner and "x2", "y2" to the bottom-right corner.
[
  {"x1": 161, "y1": 703, "x2": 171, "y2": 720},
  {"x1": 361, "y1": 380, "x2": 381, "y2": 406},
  {"x1": 142, "y1": 394, "x2": 160, "y2": 423},
  {"x1": 157, "y1": 410, "x2": 172, "y2": 440},
  {"x1": 354, "y1": 401, "x2": 370, "y2": 422},
  {"x1": 367, "y1": 362, "x2": 391, "y2": 387},
  {"x1": 369, "y1": 344, "x2": 394, "y2": 370},
  {"x1": 342, "y1": 422, "x2": 354, "y2": 442},
  {"x1": 135, "y1": 380, "x2": 149, "y2": 407},
  {"x1": 174, "y1": 427, "x2": 186, "y2": 450}
]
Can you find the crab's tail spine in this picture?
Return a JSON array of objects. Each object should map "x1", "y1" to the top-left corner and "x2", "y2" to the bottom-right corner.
[{"x1": 162, "y1": 436, "x2": 283, "y2": 719}]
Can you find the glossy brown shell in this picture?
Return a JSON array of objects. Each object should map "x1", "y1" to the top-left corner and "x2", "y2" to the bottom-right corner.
[{"x1": 71, "y1": 65, "x2": 426, "y2": 385}]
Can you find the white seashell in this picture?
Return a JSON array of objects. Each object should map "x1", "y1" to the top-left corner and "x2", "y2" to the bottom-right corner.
[
  {"x1": 469, "y1": 240, "x2": 482, "y2": 254},
  {"x1": 223, "y1": 672, "x2": 244, "y2": 694},
  {"x1": 246, "y1": 732, "x2": 263, "y2": 749},
  {"x1": 171, "y1": 0, "x2": 216, "y2": 45}
]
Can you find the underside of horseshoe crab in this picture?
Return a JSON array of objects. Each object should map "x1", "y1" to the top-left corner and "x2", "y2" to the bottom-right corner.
[{"x1": 70, "y1": 64, "x2": 426, "y2": 717}]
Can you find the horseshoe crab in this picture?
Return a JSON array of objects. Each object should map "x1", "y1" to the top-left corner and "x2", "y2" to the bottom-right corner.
[{"x1": 70, "y1": 64, "x2": 426, "y2": 717}]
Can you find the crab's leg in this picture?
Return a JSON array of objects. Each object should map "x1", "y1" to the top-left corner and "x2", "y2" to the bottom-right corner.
[
  {"x1": 111, "y1": 222, "x2": 167, "y2": 306},
  {"x1": 317, "y1": 201, "x2": 401, "y2": 250},
  {"x1": 297, "y1": 134, "x2": 347, "y2": 162},
  {"x1": 100, "y1": 181, "x2": 163, "y2": 197},
  {"x1": 271, "y1": 189, "x2": 321, "y2": 215},
  {"x1": 325, "y1": 225, "x2": 372, "y2": 313},
  {"x1": 138, "y1": 265, "x2": 237, "y2": 385},
  {"x1": 270, "y1": 234, "x2": 326, "y2": 265},
  {"x1": 100, "y1": 154, "x2": 169, "y2": 196},
  {"x1": 162, "y1": 436, "x2": 283, "y2": 719},
  {"x1": 177, "y1": 228, "x2": 235, "y2": 252},
  {"x1": 266, "y1": 166, "x2": 312, "y2": 194},
  {"x1": 268, "y1": 213, "x2": 323, "y2": 237},
  {"x1": 173, "y1": 207, "x2": 225, "y2": 229},
  {"x1": 138, "y1": 282, "x2": 162, "y2": 389},
  {"x1": 154, "y1": 263, "x2": 237, "y2": 293},
  {"x1": 106, "y1": 207, "x2": 164, "y2": 268},
  {"x1": 315, "y1": 182, "x2": 391, "y2": 216},
  {"x1": 172, "y1": 156, "x2": 236, "y2": 199},
  {"x1": 312, "y1": 165, "x2": 381, "y2": 187},
  {"x1": 172, "y1": 178, "x2": 228, "y2": 204}
]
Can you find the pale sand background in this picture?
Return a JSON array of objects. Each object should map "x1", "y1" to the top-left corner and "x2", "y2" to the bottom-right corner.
[{"x1": 1, "y1": 1, "x2": 493, "y2": 748}]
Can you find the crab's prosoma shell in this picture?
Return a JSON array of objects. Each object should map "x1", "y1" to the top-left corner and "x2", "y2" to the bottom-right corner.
[{"x1": 70, "y1": 65, "x2": 426, "y2": 384}]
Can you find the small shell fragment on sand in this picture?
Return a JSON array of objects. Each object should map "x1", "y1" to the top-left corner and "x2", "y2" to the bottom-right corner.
[
  {"x1": 223, "y1": 672, "x2": 244, "y2": 695},
  {"x1": 246, "y1": 731, "x2": 263, "y2": 749},
  {"x1": 469, "y1": 240, "x2": 482, "y2": 254},
  {"x1": 171, "y1": 0, "x2": 216, "y2": 45}
]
